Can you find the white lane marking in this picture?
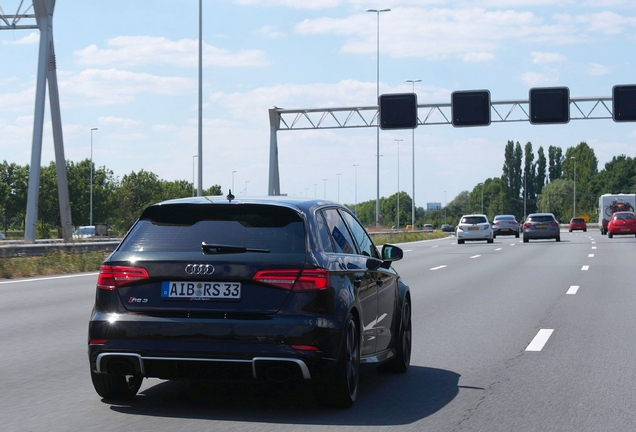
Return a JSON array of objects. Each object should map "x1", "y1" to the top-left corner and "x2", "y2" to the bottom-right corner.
[
  {"x1": 582, "y1": 265, "x2": 590, "y2": 271},
  {"x1": 567, "y1": 285, "x2": 580, "y2": 295},
  {"x1": 526, "y1": 329, "x2": 554, "y2": 351},
  {"x1": 431, "y1": 245, "x2": 439, "y2": 248},
  {"x1": 495, "y1": 248, "x2": 502, "y2": 251},
  {"x1": 0, "y1": 272, "x2": 98, "y2": 285},
  {"x1": 470, "y1": 255, "x2": 481, "y2": 259},
  {"x1": 588, "y1": 254, "x2": 594, "y2": 258},
  {"x1": 591, "y1": 241, "x2": 596, "y2": 244},
  {"x1": 510, "y1": 243, "x2": 515, "y2": 246},
  {"x1": 430, "y1": 265, "x2": 447, "y2": 271},
  {"x1": 591, "y1": 246, "x2": 597, "y2": 250}
]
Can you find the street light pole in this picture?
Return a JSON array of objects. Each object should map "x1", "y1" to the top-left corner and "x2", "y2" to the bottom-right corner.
[
  {"x1": 353, "y1": 164, "x2": 359, "y2": 214},
  {"x1": 444, "y1": 190, "x2": 447, "y2": 225},
  {"x1": 367, "y1": 8, "x2": 390, "y2": 227},
  {"x1": 232, "y1": 170, "x2": 236, "y2": 193},
  {"x1": 192, "y1": 155, "x2": 198, "y2": 196},
  {"x1": 406, "y1": 79, "x2": 420, "y2": 231},
  {"x1": 323, "y1": 178, "x2": 328, "y2": 199},
  {"x1": 337, "y1": 173, "x2": 342, "y2": 202},
  {"x1": 572, "y1": 156, "x2": 577, "y2": 218},
  {"x1": 394, "y1": 138, "x2": 403, "y2": 229},
  {"x1": 90, "y1": 127, "x2": 98, "y2": 226}
]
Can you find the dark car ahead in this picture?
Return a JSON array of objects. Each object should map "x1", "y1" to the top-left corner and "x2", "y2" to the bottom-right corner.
[
  {"x1": 88, "y1": 196, "x2": 411, "y2": 408},
  {"x1": 492, "y1": 214, "x2": 520, "y2": 238},
  {"x1": 523, "y1": 212, "x2": 560, "y2": 243}
]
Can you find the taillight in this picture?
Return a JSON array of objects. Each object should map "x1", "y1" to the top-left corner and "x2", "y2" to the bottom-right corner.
[
  {"x1": 551, "y1": 221, "x2": 559, "y2": 227},
  {"x1": 510, "y1": 221, "x2": 518, "y2": 225},
  {"x1": 524, "y1": 222, "x2": 531, "y2": 227},
  {"x1": 89, "y1": 339, "x2": 108, "y2": 345},
  {"x1": 97, "y1": 265, "x2": 150, "y2": 290},
  {"x1": 253, "y1": 269, "x2": 329, "y2": 291},
  {"x1": 494, "y1": 221, "x2": 500, "y2": 225},
  {"x1": 291, "y1": 345, "x2": 319, "y2": 351}
]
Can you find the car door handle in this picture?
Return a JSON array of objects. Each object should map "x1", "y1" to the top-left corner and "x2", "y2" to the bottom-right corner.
[
  {"x1": 376, "y1": 278, "x2": 384, "y2": 286},
  {"x1": 354, "y1": 278, "x2": 362, "y2": 288}
]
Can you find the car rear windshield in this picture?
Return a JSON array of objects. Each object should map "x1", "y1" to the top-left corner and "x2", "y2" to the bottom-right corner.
[
  {"x1": 495, "y1": 216, "x2": 515, "y2": 221},
  {"x1": 118, "y1": 204, "x2": 306, "y2": 253},
  {"x1": 529, "y1": 215, "x2": 555, "y2": 222},
  {"x1": 461, "y1": 216, "x2": 487, "y2": 224},
  {"x1": 572, "y1": 218, "x2": 585, "y2": 223}
]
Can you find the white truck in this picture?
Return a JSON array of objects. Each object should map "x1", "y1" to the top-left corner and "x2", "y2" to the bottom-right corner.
[{"x1": 598, "y1": 194, "x2": 636, "y2": 234}]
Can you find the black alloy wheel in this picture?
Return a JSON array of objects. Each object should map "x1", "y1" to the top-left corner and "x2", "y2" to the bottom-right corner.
[
  {"x1": 382, "y1": 300, "x2": 411, "y2": 373},
  {"x1": 90, "y1": 370, "x2": 143, "y2": 400},
  {"x1": 319, "y1": 314, "x2": 360, "y2": 408}
]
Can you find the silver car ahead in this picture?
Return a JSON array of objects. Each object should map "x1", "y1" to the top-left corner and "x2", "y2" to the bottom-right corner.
[
  {"x1": 456, "y1": 214, "x2": 493, "y2": 244},
  {"x1": 492, "y1": 214, "x2": 520, "y2": 238},
  {"x1": 523, "y1": 213, "x2": 560, "y2": 242}
]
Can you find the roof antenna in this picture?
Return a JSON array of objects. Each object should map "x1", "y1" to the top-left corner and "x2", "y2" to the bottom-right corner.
[{"x1": 226, "y1": 189, "x2": 235, "y2": 202}]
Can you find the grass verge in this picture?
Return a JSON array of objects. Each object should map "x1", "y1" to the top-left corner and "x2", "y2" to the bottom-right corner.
[{"x1": 0, "y1": 251, "x2": 110, "y2": 279}]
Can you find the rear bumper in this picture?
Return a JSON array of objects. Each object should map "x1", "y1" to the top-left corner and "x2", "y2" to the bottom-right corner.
[
  {"x1": 88, "y1": 311, "x2": 342, "y2": 382},
  {"x1": 523, "y1": 229, "x2": 560, "y2": 239}
]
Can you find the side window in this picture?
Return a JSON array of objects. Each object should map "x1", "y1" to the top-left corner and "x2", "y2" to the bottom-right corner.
[
  {"x1": 322, "y1": 208, "x2": 356, "y2": 254},
  {"x1": 340, "y1": 210, "x2": 380, "y2": 259},
  {"x1": 315, "y1": 211, "x2": 334, "y2": 252}
]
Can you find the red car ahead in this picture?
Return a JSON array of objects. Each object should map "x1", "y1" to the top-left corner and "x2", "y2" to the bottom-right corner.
[
  {"x1": 568, "y1": 217, "x2": 587, "y2": 232},
  {"x1": 607, "y1": 211, "x2": 636, "y2": 238}
]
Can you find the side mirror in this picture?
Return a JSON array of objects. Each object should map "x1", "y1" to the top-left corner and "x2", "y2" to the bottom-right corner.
[{"x1": 381, "y1": 244, "x2": 403, "y2": 261}]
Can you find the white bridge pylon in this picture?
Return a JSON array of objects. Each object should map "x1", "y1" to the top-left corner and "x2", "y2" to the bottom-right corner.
[{"x1": 0, "y1": 0, "x2": 73, "y2": 242}]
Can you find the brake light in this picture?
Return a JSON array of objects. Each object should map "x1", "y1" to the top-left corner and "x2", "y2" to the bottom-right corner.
[
  {"x1": 551, "y1": 221, "x2": 559, "y2": 227},
  {"x1": 253, "y1": 269, "x2": 329, "y2": 291},
  {"x1": 97, "y1": 265, "x2": 150, "y2": 290},
  {"x1": 89, "y1": 339, "x2": 108, "y2": 345},
  {"x1": 524, "y1": 222, "x2": 531, "y2": 227},
  {"x1": 494, "y1": 221, "x2": 500, "y2": 225},
  {"x1": 291, "y1": 345, "x2": 319, "y2": 351}
]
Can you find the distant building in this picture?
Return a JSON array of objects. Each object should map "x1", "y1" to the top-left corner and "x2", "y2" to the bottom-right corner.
[{"x1": 427, "y1": 202, "x2": 442, "y2": 210}]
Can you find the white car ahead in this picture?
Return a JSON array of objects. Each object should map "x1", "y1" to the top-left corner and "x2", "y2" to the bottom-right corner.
[{"x1": 456, "y1": 214, "x2": 493, "y2": 244}]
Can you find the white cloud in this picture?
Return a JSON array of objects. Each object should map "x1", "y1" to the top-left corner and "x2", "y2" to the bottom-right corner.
[
  {"x1": 586, "y1": 62, "x2": 610, "y2": 76},
  {"x1": 98, "y1": 116, "x2": 142, "y2": 128},
  {"x1": 520, "y1": 71, "x2": 558, "y2": 86},
  {"x1": 463, "y1": 52, "x2": 495, "y2": 62},
  {"x1": 74, "y1": 36, "x2": 269, "y2": 68},
  {"x1": 258, "y1": 25, "x2": 286, "y2": 38},
  {"x1": 1, "y1": 32, "x2": 39, "y2": 45},
  {"x1": 233, "y1": 0, "x2": 342, "y2": 8},
  {"x1": 60, "y1": 69, "x2": 196, "y2": 105},
  {"x1": 531, "y1": 51, "x2": 566, "y2": 64}
]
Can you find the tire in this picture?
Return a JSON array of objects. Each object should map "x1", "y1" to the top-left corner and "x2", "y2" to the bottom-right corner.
[
  {"x1": 515, "y1": 233, "x2": 519, "y2": 238},
  {"x1": 90, "y1": 370, "x2": 142, "y2": 400},
  {"x1": 569, "y1": 229, "x2": 572, "y2": 232},
  {"x1": 584, "y1": 229, "x2": 587, "y2": 232},
  {"x1": 318, "y1": 314, "x2": 360, "y2": 408},
  {"x1": 556, "y1": 235, "x2": 560, "y2": 242},
  {"x1": 487, "y1": 238, "x2": 493, "y2": 244},
  {"x1": 608, "y1": 231, "x2": 613, "y2": 238},
  {"x1": 523, "y1": 237, "x2": 529, "y2": 243},
  {"x1": 458, "y1": 239, "x2": 464, "y2": 244},
  {"x1": 381, "y1": 300, "x2": 411, "y2": 373}
]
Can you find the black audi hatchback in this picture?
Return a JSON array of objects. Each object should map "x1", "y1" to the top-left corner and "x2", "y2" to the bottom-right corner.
[{"x1": 88, "y1": 195, "x2": 411, "y2": 408}]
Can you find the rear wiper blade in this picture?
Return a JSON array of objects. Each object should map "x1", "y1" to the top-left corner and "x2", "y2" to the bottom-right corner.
[{"x1": 201, "y1": 243, "x2": 270, "y2": 254}]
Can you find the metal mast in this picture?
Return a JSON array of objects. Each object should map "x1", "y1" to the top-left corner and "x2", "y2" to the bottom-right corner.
[{"x1": 1, "y1": 0, "x2": 73, "y2": 242}]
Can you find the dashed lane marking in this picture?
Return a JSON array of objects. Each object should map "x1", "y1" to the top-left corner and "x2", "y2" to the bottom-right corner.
[
  {"x1": 566, "y1": 285, "x2": 580, "y2": 295},
  {"x1": 526, "y1": 329, "x2": 554, "y2": 352}
]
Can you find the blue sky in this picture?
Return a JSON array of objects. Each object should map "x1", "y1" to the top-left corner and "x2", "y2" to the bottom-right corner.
[{"x1": 1, "y1": 0, "x2": 636, "y2": 210}]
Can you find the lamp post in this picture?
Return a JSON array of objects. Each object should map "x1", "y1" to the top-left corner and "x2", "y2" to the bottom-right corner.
[
  {"x1": 232, "y1": 170, "x2": 236, "y2": 193},
  {"x1": 444, "y1": 190, "x2": 447, "y2": 225},
  {"x1": 314, "y1": 183, "x2": 317, "y2": 198},
  {"x1": 367, "y1": 8, "x2": 390, "y2": 227},
  {"x1": 192, "y1": 155, "x2": 198, "y2": 196},
  {"x1": 481, "y1": 184, "x2": 484, "y2": 214},
  {"x1": 394, "y1": 138, "x2": 403, "y2": 229},
  {"x1": 244, "y1": 181, "x2": 249, "y2": 196},
  {"x1": 572, "y1": 156, "x2": 577, "y2": 218},
  {"x1": 353, "y1": 164, "x2": 359, "y2": 214},
  {"x1": 337, "y1": 173, "x2": 342, "y2": 202},
  {"x1": 90, "y1": 127, "x2": 98, "y2": 226},
  {"x1": 406, "y1": 79, "x2": 420, "y2": 231},
  {"x1": 323, "y1": 178, "x2": 328, "y2": 199}
]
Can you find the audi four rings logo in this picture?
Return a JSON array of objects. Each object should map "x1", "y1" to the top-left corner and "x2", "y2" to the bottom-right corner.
[{"x1": 185, "y1": 264, "x2": 215, "y2": 275}]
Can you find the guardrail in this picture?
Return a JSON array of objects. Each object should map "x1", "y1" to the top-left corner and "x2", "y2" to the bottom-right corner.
[{"x1": 0, "y1": 240, "x2": 121, "y2": 258}]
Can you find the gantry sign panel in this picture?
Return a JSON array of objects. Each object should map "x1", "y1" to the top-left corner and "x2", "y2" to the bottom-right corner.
[
  {"x1": 379, "y1": 93, "x2": 418, "y2": 130},
  {"x1": 269, "y1": 86, "x2": 636, "y2": 195}
]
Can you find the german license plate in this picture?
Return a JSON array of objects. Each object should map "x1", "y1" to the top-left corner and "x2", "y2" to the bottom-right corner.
[
  {"x1": 161, "y1": 281, "x2": 241, "y2": 300},
  {"x1": 468, "y1": 227, "x2": 479, "y2": 231},
  {"x1": 536, "y1": 224, "x2": 547, "y2": 229},
  {"x1": 620, "y1": 228, "x2": 631, "y2": 232},
  {"x1": 501, "y1": 228, "x2": 509, "y2": 232}
]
